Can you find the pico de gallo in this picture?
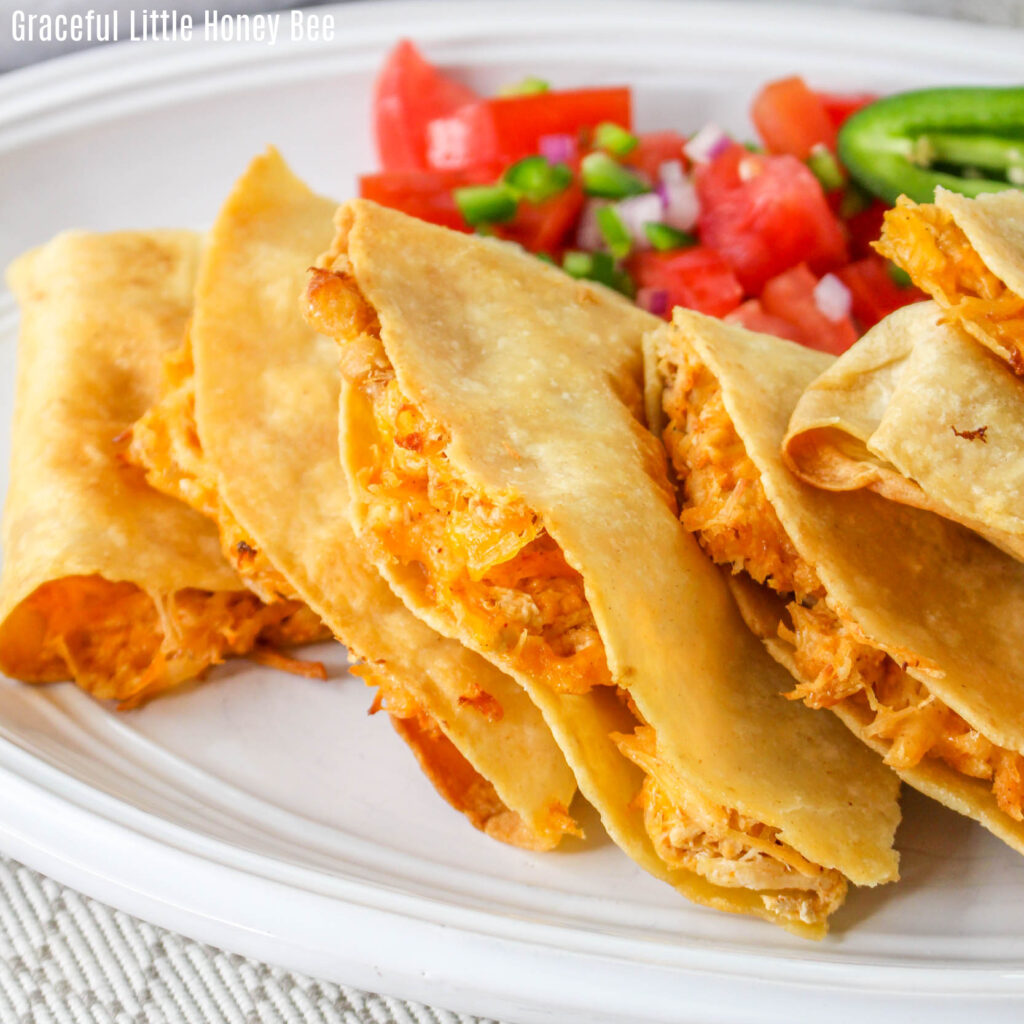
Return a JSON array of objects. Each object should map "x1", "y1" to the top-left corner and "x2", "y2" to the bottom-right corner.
[{"x1": 362, "y1": 40, "x2": 926, "y2": 354}]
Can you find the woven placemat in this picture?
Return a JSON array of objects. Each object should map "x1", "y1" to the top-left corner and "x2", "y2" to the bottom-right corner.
[{"x1": 0, "y1": 857, "x2": 496, "y2": 1024}]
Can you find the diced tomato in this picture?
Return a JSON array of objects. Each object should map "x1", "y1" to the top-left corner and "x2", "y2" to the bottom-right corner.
[
  {"x1": 426, "y1": 87, "x2": 632, "y2": 171},
  {"x1": 697, "y1": 146, "x2": 848, "y2": 293},
  {"x1": 496, "y1": 183, "x2": 585, "y2": 256},
  {"x1": 844, "y1": 198, "x2": 889, "y2": 259},
  {"x1": 837, "y1": 256, "x2": 926, "y2": 331},
  {"x1": 815, "y1": 90, "x2": 878, "y2": 130},
  {"x1": 629, "y1": 247, "x2": 743, "y2": 319},
  {"x1": 724, "y1": 299, "x2": 805, "y2": 344},
  {"x1": 751, "y1": 76, "x2": 836, "y2": 159},
  {"x1": 759, "y1": 264, "x2": 857, "y2": 354},
  {"x1": 359, "y1": 169, "x2": 491, "y2": 231},
  {"x1": 374, "y1": 40, "x2": 480, "y2": 172},
  {"x1": 627, "y1": 131, "x2": 688, "y2": 183}
]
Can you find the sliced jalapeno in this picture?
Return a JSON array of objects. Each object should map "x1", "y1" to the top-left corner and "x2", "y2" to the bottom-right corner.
[{"x1": 838, "y1": 86, "x2": 1024, "y2": 204}]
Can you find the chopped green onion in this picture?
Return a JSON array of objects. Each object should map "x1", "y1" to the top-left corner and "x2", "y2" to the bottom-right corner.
[
  {"x1": 502, "y1": 156, "x2": 573, "y2": 204},
  {"x1": 535, "y1": 252, "x2": 556, "y2": 265},
  {"x1": 887, "y1": 262, "x2": 913, "y2": 289},
  {"x1": 612, "y1": 267, "x2": 637, "y2": 299},
  {"x1": 644, "y1": 222, "x2": 697, "y2": 252},
  {"x1": 580, "y1": 152, "x2": 650, "y2": 199},
  {"x1": 743, "y1": 140, "x2": 764, "y2": 153},
  {"x1": 594, "y1": 121, "x2": 639, "y2": 157},
  {"x1": 838, "y1": 181, "x2": 872, "y2": 218},
  {"x1": 597, "y1": 206, "x2": 632, "y2": 259},
  {"x1": 806, "y1": 144, "x2": 844, "y2": 192},
  {"x1": 562, "y1": 250, "x2": 601, "y2": 278},
  {"x1": 453, "y1": 184, "x2": 518, "y2": 226},
  {"x1": 499, "y1": 75, "x2": 550, "y2": 97},
  {"x1": 561, "y1": 250, "x2": 635, "y2": 297}
]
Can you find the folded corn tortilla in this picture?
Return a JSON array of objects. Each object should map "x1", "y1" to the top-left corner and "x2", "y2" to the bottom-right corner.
[
  {"x1": 127, "y1": 149, "x2": 576, "y2": 850},
  {"x1": 0, "y1": 230, "x2": 323, "y2": 706},
  {"x1": 784, "y1": 300, "x2": 1024, "y2": 561},
  {"x1": 306, "y1": 199, "x2": 901, "y2": 937},
  {"x1": 875, "y1": 187, "x2": 1024, "y2": 373},
  {"x1": 652, "y1": 307, "x2": 1024, "y2": 857}
]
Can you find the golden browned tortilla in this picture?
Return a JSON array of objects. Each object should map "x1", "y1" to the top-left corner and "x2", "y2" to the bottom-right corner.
[
  {"x1": 784, "y1": 301, "x2": 1024, "y2": 561},
  {"x1": 653, "y1": 307, "x2": 1024, "y2": 857},
  {"x1": 0, "y1": 230, "x2": 322, "y2": 706},
  {"x1": 875, "y1": 187, "x2": 1024, "y2": 373},
  {"x1": 306, "y1": 199, "x2": 901, "y2": 937},
  {"x1": 126, "y1": 149, "x2": 577, "y2": 850}
]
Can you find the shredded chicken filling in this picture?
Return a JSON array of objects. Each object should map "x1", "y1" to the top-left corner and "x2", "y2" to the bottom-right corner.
[
  {"x1": 616, "y1": 726, "x2": 846, "y2": 923},
  {"x1": 7, "y1": 575, "x2": 320, "y2": 707},
  {"x1": 876, "y1": 198, "x2": 1024, "y2": 372},
  {"x1": 346, "y1": 341, "x2": 610, "y2": 695},
  {"x1": 126, "y1": 341, "x2": 302, "y2": 604},
  {"x1": 660, "y1": 347, "x2": 1024, "y2": 821}
]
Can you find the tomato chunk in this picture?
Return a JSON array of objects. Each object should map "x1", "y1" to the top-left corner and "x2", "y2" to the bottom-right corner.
[
  {"x1": 751, "y1": 76, "x2": 836, "y2": 159},
  {"x1": 724, "y1": 299, "x2": 804, "y2": 344},
  {"x1": 814, "y1": 90, "x2": 878, "y2": 130},
  {"x1": 496, "y1": 183, "x2": 585, "y2": 256},
  {"x1": 759, "y1": 264, "x2": 857, "y2": 354},
  {"x1": 374, "y1": 40, "x2": 480, "y2": 172},
  {"x1": 426, "y1": 87, "x2": 632, "y2": 171},
  {"x1": 627, "y1": 131, "x2": 688, "y2": 183},
  {"x1": 697, "y1": 146, "x2": 848, "y2": 293},
  {"x1": 844, "y1": 198, "x2": 889, "y2": 259},
  {"x1": 359, "y1": 169, "x2": 491, "y2": 231},
  {"x1": 629, "y1": 247, "x2": 743, "y2": 319},
  {"x1": 837, "y1": 256, "x2": 926, "y2": 331}
]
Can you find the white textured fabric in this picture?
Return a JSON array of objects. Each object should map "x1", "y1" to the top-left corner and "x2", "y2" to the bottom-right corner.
[{"x1": 0, "y1": 858, "x2": 496, "y2": 1024}]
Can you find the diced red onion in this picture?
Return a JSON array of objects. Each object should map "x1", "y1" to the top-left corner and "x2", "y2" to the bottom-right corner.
[
  {"x1": 658, "y1": 159, "x2": 686, "y2": 185},
  {"x1": 814, "y1": 273, "x2": 852, "y2": 322},
  {"x1": 657, "y1": 174, "x2": 700, "y2": 231},
  {"x1": 638, "y1": 287, "x2": 670, "y2": 317},
  {"x1": 539, "y1": 133, "x2": 578, "y2": 165},
  {"x1": 576, "y1": 199, "x2": 608, "y2": 251},
  {"x1": 615, "y1": 193, "x2": 664, "y2": 249},
  {"x1": 683, "y1": 123, "x2": 731, "y2": 164}
]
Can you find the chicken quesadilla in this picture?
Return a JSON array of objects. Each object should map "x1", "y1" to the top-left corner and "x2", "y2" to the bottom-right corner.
[
  {"x1": 305, "y1": 199, "x2": 901, "y2": 935},
  {"x1": 651, "y1": 308, "x2": 1024, "y2": 856},
  {"x1": 0, "y1": 230, "x2": 323, "y2": 706}
]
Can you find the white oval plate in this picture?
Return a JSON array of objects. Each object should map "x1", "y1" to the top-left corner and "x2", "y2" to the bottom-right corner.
[{"x1": 2, "y1": 3, "x2": 1024, "y2": 1021}]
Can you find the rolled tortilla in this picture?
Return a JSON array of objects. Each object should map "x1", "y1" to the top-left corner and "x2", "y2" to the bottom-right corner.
[
  {"x1": 127, "y1": 150, "x2": 577, "y2": 850},
  {"x1": 784, "y1": 301, "x2": 1024, "y2": 561},
  {"x1": 306, "y1": 199, "x2": 901, "y2": 937},
  {"x1": 875, "y1": 187, "x2": 1024, "y2": 373},
  {"x1": 0, "y1": 230, "x2": 323, "y2": 706},
  {"x1": 652, "y1": 307, "x2": 1024, "y2": 859}
]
